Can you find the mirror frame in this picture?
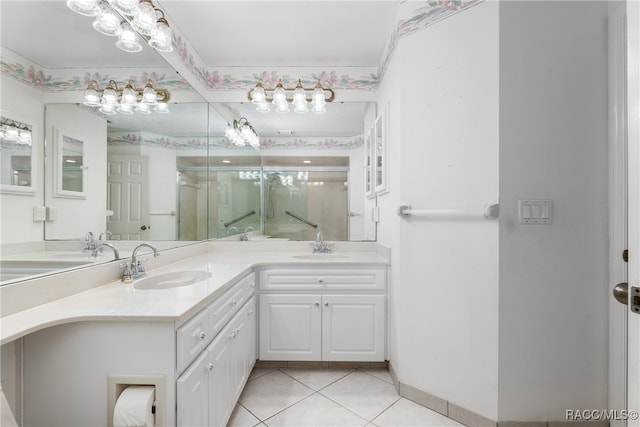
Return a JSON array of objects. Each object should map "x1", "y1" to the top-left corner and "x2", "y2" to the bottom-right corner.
[{"x1": 0, "y1": 110, "x2": 36, "y2": 196}]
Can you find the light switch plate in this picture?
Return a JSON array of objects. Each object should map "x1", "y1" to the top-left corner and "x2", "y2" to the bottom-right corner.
[{"x1": 518, "y1": 199, "x2": 553, "y2": 225}]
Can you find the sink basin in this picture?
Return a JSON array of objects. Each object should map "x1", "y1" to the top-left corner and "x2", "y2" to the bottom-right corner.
[
  {"x1": 292, "y1": 254, "x2": 350, "y2": 260},
  {"x1": 133, "y1": 271, "x2": 211, "y2": 290}
]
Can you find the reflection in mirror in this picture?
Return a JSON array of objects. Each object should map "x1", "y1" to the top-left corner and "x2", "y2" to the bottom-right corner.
[
  {"x1": 0, "y1": 115, "x2": 34, "y2": 193},
  {"x1": 52, "y1": 127, "x2": 86, "y2": 198}
]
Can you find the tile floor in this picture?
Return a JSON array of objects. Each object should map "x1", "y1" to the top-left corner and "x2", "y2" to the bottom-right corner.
[{"x1": 227, "y1": 367, "x2": 464, "y2": 427}]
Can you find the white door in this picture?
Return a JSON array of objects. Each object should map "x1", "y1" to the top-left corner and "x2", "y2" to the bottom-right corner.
[
  {"x1": 627, "y1": 0, "x2": 640, "y2": 423},
  {"x1": 107, "y1": 155, "x2": 149, "y2": 240},
  {"x1": 322, "y1": 294, "x2": 385, "y2": 361},
  {"x1": 259, "y1": 294, "x2": 322, "y2": 361}
]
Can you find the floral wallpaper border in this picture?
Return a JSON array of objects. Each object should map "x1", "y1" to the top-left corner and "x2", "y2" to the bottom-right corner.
[
  {"x1": 1, "y1": 1, "x2": 482, "y2": 94},
  {"x1": 107, "y1": 132, "x2": 364, "y2": 151}
]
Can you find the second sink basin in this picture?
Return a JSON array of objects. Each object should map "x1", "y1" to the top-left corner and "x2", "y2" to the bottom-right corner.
[
  {"x1": 133, "y1": 270, "x2": 211, "y2": 290},
  {"x1": 292, "y1": 254, "x2": 350, "y2": 260}
]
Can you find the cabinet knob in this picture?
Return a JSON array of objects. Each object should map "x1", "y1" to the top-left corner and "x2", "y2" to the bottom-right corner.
[
  {"x1": 318, "y1": 277, "x2": 324, "y2": 283},
  {"x1": 235, "y1": 328, "x2": 240, "y2": 336},
  {"x1": 198, "y1": 331, "x2": 206, "y2": 341},
  {"x1": 314, "y1": 301, "x2": 320, "y2": 306},
  {"x1": 248, "y1": 309, "x2": 254, "y2": 315},
  {"x1": 231, "y1": 299, "x2": 237, "y2": 306},
  {"x1": 206, "y1": 363, "x2": 214, "y2": 372},
  {"x1": 230, "y1": 331, "x2": 237, "y2": 339},
  {"x1": 324, "y1": 301, "x2": 330, "y2": 307}
]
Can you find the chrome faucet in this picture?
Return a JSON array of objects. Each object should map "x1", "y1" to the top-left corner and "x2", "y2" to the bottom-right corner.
[
  {"x1": 83, "y1": 232, "x2": 96, "y2": 251},
  {"x1": 98, "y1": 230, "x2": 113, "y2": 240},
  {"x1": 240, "y1": 226, "x2": 255, "y2": 241},
  {"x1": 122, "y1": 243, "x2": 160, "y2": 282},
  {"x1": 92, "y1": 242, "x2": 120, "y2": 260},
  {"x1": 227, "y1": 226, "x2": 239, "y2": 235},
  {"x1": 313, "y1": 230, "x2": 332, "y2": 254}
]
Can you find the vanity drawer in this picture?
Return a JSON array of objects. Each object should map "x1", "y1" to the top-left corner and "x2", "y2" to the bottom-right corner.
[
  {"x1": 176, "y1": 309, "x2": 209, "y2": 373},
  {"x1": 208, "y1": 273, "x2": 255, "y2": 338},
  {"x1": 259, "y1": 268, "x2": 386, "y2": 291}
]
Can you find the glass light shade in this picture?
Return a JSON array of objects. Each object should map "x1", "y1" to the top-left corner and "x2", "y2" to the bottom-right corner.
[
  {"x1": 154, "y1": 102, "x2": 170, "y2": 113},
  {"x1": 255, "y1": 102, "x2": 271, "y2": 113},
  {"x1": 225, "y1": 126, "x2": 235, "y2": 139},
  {"x1": 311, "y1": 103, "x2": 327, "y2": 114},
  {"x1": 102, "y1": 86, "x2": 118, "y2": 106},
  {"x1": 18, "y1": 130, "x2": 32, "y2": 144},
  {"x1": 149, "y1": 19, "x2": 173, "y2": 52},
  {"x1": 99, "y1": 104, "x2": 117, "y2": 115},
  {"x1": 66, "y1": 0, "x2": 100, "y2": 16},
  {"x1": 0, "y1": 126, "x2": 6, "y2": 139},
  {"x1": 131, "y1": 0, "x2": 157, "y2": 36},
  {"x1": 111, "y1": 0, "x2": 139, "y2": 15},
  {"x1": 240, "y1": 123, "x2": 252, "y2": 138},
  {"x1": 83, "y1": 87, "x2": 101, "y2": 106},
  {"x1": 92, "y1": 2, "x2": 121, "y2": 36},
  {"x1": 4, "y1": 127, "x2": 18, "y2": 141},
  {"x1": 121, "y1": 85, "x2": 138, "y2": 105},
  {"x1": 136, "y1": 103, "x2": 151, "y2": 115},
  {"x1": 142, "y1": 84, "x2": 158, "y2": 105},
  {"x1": 293, "y1": 101, "x2": 308, "y2": 114},
  {"x1": 250, "y1": 85, "x2": 266, "y2": 104},
  {"x1": 272, "y1": 85, "x2": 287, "y2": 106},
  {"x1": 117, "y1": 103, "x2": 134, "y2": 114},
  {"x1": 275, "y1": 103, "x2": 290, "y2": 113},
  {"x1": 293, "y1": 86, "x2": 306, "y2": 104},
  {"x1": 116, "y1": 23, "x2": 143, "y2": 52},
  {"x1": 312, "y1": 86, "x2": 326, "y2": 104}
]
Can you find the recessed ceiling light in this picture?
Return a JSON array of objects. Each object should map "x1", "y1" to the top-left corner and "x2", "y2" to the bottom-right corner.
[
  {"x1": 222, "y1": 159, "x2": 231, "y2": 164},
  {"x1": 303, "y1": 160, "x2": 311, "y2": 164}
]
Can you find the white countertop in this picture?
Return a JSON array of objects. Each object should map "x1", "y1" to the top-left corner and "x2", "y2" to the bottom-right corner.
[{"x1": 0, "y1": 247, "x2": 388, "y2": 345}]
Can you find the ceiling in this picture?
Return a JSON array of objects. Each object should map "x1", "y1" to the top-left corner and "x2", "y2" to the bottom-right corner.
[{"x1": 0, "y1": 1, "x2": 400, "y2": 137}]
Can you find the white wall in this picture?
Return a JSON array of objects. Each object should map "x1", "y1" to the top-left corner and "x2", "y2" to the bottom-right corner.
[
  {"x1": 498, "y1": 1, "x2": 609, "y2": 420},
  {"x1": 44, "y1": 104, "x2": 107, "y2": 240},
  {"x1": 0, "y1": 76, "x2": 45, "y2": 244},
  {"x1": 380, "y1": 2, "x2": 500, "y2": 419}
]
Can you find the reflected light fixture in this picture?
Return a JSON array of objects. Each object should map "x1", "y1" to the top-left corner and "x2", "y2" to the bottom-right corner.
[
  {"x1": 0, "y1": 118, "x2": 32, "y2": 146},
  {"x1": 66, "y1": 0, "x2": 173, "y2": 53},
  {"x1": 83, "y1": 79, "x2": 170, "y2": 115},
  {"x1": 248, "y1": 79, "x2": 335, "y2": 114},
  {"x1": 225, "y1": 117, "x2": 260, "y2": 147}
]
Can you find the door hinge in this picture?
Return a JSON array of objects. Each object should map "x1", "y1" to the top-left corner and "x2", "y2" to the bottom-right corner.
[{"x1": 623, "y1": 249, "x2": 628, "y2": 263}]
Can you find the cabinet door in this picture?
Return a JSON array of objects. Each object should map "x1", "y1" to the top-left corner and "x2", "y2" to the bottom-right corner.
[
  {"x1": 208, "y1": 326, "x2": 233, "y2": 427},
  {"x1": 322, "y1": 294, "x2": 385, "y2": 361},
  {"x1": 260, "y1": 294, "x2": 322, "y2": 360},
  {"x1": 246, "y1": 297, "x2": 257, "y2": 370},
  {"x1": 177, "y1": 352, "x2": 209, "y2": 427}
]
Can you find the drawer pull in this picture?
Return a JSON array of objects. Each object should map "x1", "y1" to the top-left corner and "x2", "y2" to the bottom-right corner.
[
  {"x1": 324, "y1": 301, "x2": 330, "y2": 307},
  {"x1": 235, "y1": 328, "x2": 240, "y2": 336},
  {"x1": 231, "y1": 299, "x2": 238, "y2": 306},
  {"x1": 314, "y1": 301, "x2": 320, "y2": 307},
  {"x1": 230, "y1": 331, "x2": 237, "y2": 339},
  {"x1": 206, "y1": 363, "x2": 214, "y2": 372},
  {"x1": 248, "y1": 309, "x2": 254, "y2": 315},
  {"x1": 318, "y1": 277, "x2": 324, "y2": 283},
  {"x1": 198, "y1": 331, "x2": 206, "y2": 341}
]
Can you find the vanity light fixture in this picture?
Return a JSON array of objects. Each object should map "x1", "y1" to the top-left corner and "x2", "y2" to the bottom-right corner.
[
  {"x1": 225, "y1": 117, "x2": 260, "y2": 147},
  {"x1": 66, "y1": 0, "x2": 173, "y2": 53},
  {"x1": 0, "y1": 118, "x2": 32, "y2": 146},
  {"x1": 248, "y1": 79, "x2": 335, "y2": 114},
  {"x1": 82, "y1": 79, "x2": 171, "y2": 115}
]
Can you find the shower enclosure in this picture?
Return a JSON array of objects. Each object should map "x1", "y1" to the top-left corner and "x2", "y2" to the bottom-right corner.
[{"x1": 176, "y1": 158, "x2": 349, "y2": 241}]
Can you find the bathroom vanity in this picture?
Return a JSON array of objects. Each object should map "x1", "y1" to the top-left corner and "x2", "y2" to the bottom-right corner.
[{"x1": 0, "y1": 241, "x2": 388, "y2": 427}]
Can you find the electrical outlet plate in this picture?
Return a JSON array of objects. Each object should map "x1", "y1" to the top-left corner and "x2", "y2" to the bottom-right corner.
[
  {"x1": 46, "y1": 206, "x2": 58, "y2": 221},
  {"x1": 33, "y1": 206, "x2": 46, "y2": 222},
  {"x1": 518, "y1": 199, "x2": 553, "y2": 225}
]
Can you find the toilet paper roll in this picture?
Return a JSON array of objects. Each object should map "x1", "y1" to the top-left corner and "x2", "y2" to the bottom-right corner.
[{"x1": 113, "y1": 386, "x2": 155, "y2": 427}]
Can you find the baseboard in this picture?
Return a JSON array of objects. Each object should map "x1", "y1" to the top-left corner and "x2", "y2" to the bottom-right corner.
[
  {"x1": 387, "y1": 363, "x2": 609, "y2": 427},
  {"x1": 254, "y1": 360, "x2": 389, "y2": 369}
]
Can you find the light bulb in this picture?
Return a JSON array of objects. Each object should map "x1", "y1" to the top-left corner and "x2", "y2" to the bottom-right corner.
[
  {"x1": 4, "y1": 126, "x2": 18, "y2": 141},
  {"x1": 154, "y1": 102, "x2": 170, "y2": 113},
  {"x1": 83, "y1": 86, "x2": 101, "y2": 107},
  {"x1": 136, "y1": 103, "x2": 151, "y2": 115},
  {"x1": 121, "y1": 83, "x2": 137, "y2": 105},
  {"x1": 99, "y1": 104, "x2": 117, "y2": 115},
  {"x1": 255, "y1": 102, "x2": 271, "y2": 113},
  {"x1": 102, "y1": 86, "x2": 118, "y2": 107},
  {"x1": 117, "y1": 103, "x2": 134, "y2": 114},
  {"x1": 250, "y1": 84, "x2": 266, "y2": 104},
  {"x1": 272, "y1": 83, "x2": 287, "y2": 106},
  {"x1": 275, "y1": 103, "x2": 290, "y2": 113}
]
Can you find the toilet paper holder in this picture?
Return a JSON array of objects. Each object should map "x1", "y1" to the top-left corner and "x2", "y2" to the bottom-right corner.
[{"x1": 107, "y1": 375, "x2": 166, "y2": 427}]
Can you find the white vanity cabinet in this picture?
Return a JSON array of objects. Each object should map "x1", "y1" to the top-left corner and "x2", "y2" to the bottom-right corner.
[
  {"x1": 177, "y1": 275, "x2": 256, "y2": 427},
  {"x1": 258, "y1": 266, "x2": 386, "y2": 362}
]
